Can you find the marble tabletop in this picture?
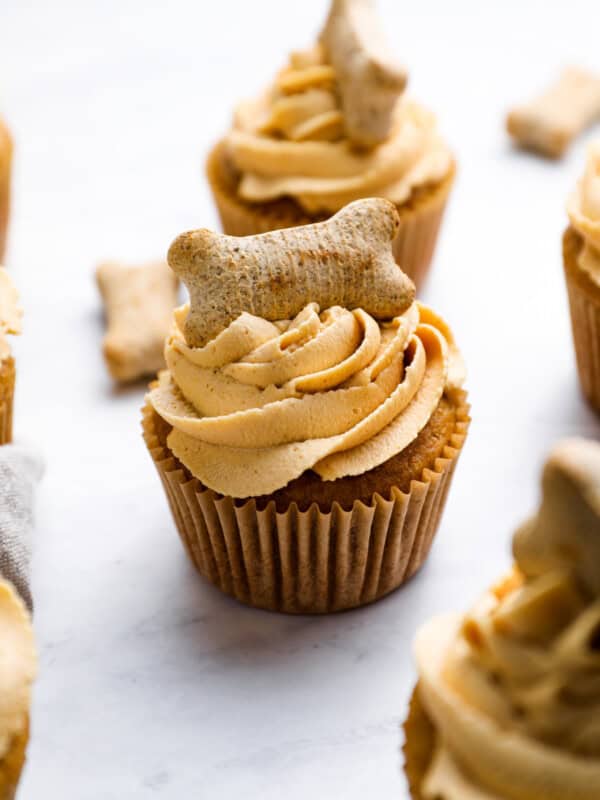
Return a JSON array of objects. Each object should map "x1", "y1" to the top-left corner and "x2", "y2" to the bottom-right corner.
[{"x1": 2, "y1": 0, "x2": 599, "y2": 797}]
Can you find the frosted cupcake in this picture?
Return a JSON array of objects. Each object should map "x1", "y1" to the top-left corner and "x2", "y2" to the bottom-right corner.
[
  {"x1": 0, "y1": 580, "x2": 36, "y2": 798},
  {"x1": 404, "y1": 437, "x2": 600, "y2": 799},
  {"x1": 142, "y1": 198, "x2": 469, "y2": 613},
  {"x1": 0, "y1": 269, "x2": 21, "y2": 445},
  {"x1": 207, "y1": 0, "x2": 455, "y2": 288},
  {"x1": 565, "y1": 142, "x2": 600, "y2": 412},
  {"x1": 0, "y1": 119, "x2": 11, "y2": 262}
]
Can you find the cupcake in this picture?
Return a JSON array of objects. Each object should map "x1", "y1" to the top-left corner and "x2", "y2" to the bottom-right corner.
[
  {"x1": 565, "y1": 142, "x2": 600, "y2": 413},
  {"x1": 207, "y1": 0, "x2": 455, "y2": 288},
  {"x1": 0, "y1": 269, "x2": 21, "y2": 445},
  {"x1": 0, "y1": 119, "x2": 11, "y2": 262},
  {"x1": 404, "y1": 437, "x2": 600, "y2": 799},
  {"x1": 0, "y1": 579, "x2": 36, "y2": 798},
  {"x1": 142, "y1": 198, "x2": 469, "y2": 613}
]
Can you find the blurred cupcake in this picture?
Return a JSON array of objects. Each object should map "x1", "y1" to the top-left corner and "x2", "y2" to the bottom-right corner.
[
  {"x1": 0, "y1": 269, "x2": 21, "y2": 445},
  {"x1": 0, "y1": 118, "x2": 11, "y2": 262},
  {"x1": 565, "y1": 141, "x2": 600, "y2": 412},
  {"x1": 404, "y1": 437, "x2": 600, "y2": 799},
  {"x1": 207, "y1": 0, "x2": 455, "y2": 288},
  {"x1": 0, "y1": 579, "x2": 36, "y2": 798},
  {"x1": 142, "y1": 198, "x2": 469, "y2": 613}
]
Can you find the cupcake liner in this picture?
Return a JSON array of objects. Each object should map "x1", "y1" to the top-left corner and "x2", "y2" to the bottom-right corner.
[
  {"x1": 563, "y1": 227, "x2": 600, "y2": 413},
  {"x1": 403, "y1": 685, "x2": 436, "y2": 800},
  {"x1": 0, "y1": 357, "x2": 15, "y2": 446},
  {"x1": 206, "y1": 141, "x2": 454, "y2": 290},
  {"x1": 0, "y1": 120, "x2": 12, "y2": 263},
  {"x1": 142, "y1": 394, "x2": 468, "y2": 614},
  {"x1": 0, "y1": 720, "x2": 29, "y2": 800}
]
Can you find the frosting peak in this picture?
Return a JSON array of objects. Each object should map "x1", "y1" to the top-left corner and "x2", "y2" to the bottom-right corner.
[{"x1": 415, "y1": 438, "x2": 600, "y2": 799}]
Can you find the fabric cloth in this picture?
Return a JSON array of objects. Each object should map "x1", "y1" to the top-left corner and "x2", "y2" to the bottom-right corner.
[{"x1": 0, "y1": 444, "x2": 43, "y2": 610}]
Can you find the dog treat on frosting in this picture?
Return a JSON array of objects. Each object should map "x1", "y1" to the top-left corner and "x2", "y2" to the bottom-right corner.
[
  {"x1": 96, "y1": 260, "x2": 178, "y2": 382},
  {"x1": 320, "y1": 0, "x2": 407, "y2": 148},
  {"x1": 168, "y1": 198, "x2": 415, "y2": 348},
  {"x1": 507, "y1": 67, "x2": 600, "y2": 159}
]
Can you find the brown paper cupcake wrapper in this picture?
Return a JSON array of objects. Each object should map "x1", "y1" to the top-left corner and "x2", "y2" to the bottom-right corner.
[
  {"x1": 206, "y1": 142, "x2": 454, "y2": 290},
  {"x1": 0, "y1": 357, "x2": 15, "y2": 446},
  {"x1": 563, "y1": 229, "x2": 600, "y2": 413},
  {"x1": 142, "y1": 396, "x2": 468, "y2": 614},
  {"x1": 0, "y1": 719, "x2": 29, "y2": 800},
  {"x1": 403, "y1": 685, "x2": 436, "y2": 800}
]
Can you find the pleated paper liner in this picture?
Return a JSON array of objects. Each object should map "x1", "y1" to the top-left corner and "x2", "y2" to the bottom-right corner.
[
  {"x1": 563, "y1": 226, "x2": 600, "y2": 414},
  {"x1": 0, "y1": 118, "x2": 12, "y2": 263},
  {"x1": 0, "y1": 357, "x2": 15, "y2": 445},
  {"x1": 206, "y1": 141, "x2": 455, "y2": 290},
  {"x1": 0, "y1": 720, "x2": 29, "y2": 800},
  {"x1": 403, "y1": 685, "x2": 436, "y2": 800},
  {"x1": 142, "y1": 392, "x2": 469, "y2": 614}
]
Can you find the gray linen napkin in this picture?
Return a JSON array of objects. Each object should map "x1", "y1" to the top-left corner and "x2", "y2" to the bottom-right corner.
[{"x1": 0, "y1": 444, "x2": 43, "y2": 610}]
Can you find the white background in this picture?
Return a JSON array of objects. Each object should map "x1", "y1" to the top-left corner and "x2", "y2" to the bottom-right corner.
[{"x1": 2, "y1": 0, "x2": 600, "y2": 797}]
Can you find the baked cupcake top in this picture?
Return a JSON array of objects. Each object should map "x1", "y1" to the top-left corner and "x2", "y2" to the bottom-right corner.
[
  {"x1": 147, "y1": 198, "x2": 464, "y2": 498},
  {"x1": 413, "y1": 438, "x2": 600, "y2": 799},
  {"x1": 0, "y1": 268, "x2": 21, "y2": 361},
  {"x1": 0, "y1": 579, "x2": 35, "y2": 760},
  {"x1": 567, "y1": 141, "x2": 600, "y2": 285},
  {"x1": 224, "y1": 0, "x2": 452, "y2": 215}
]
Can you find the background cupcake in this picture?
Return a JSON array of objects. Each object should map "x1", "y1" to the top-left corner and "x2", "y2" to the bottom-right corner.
[
  {"x1": 404, "y1": 438, "x2": 600, "y2": 799},
  {"x1": 0, "y1": 118, "x2": 11, "y2": 262},
  {"x1": 0, "y1": 268, "x2": 21, "y2": 445},
  {"x1": 564, "y1": 141, "x2": 600, "y2": 413},
  {"x1": 207, "y1": 0, "x2": 455, "y2": 288},
  {"x1": 143, "y1": 198, "x2": 469, "y2": 613}
]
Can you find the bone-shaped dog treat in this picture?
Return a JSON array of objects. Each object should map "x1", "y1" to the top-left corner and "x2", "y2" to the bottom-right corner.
[
  {"x1": 320, "y1": 0, "x2": 407, "y2": 148},
  {"x1": 506, "y1": 67, "x2": 600, "y2": 159},
  {"x1": 96, "y1": 260, "x2": 179, "y2": 382},
  {"x1": 168, "y1": 198, "x2": 415, "y2": 348}
]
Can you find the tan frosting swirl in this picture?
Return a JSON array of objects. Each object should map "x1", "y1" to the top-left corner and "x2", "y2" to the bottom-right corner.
[
  {"x1": 414, "y1": 438, "x2": 600, "y2": 800},
  {"x1": 0, "y1": 580, "x2": 36, "y2": 761},
  {"x1": 567, "y1": 141, "x2": 600, "y2": 287},
  {"x1": 225, "y1": 44, "x2": 452, "y2": 215},
  {"x1": 0, "y1": 268, "x2": 21, "y2": 361},
  {"x1": 148, "y1": 300, "x2": 463, "y2": 498}
]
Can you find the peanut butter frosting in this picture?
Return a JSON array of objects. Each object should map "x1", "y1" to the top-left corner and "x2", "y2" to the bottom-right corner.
[
  {"x1": 224, "y1": 3, "x2": 452, "y2": 216},
  {"x1": 413, "y1": 438, "x2": 600, "y2": 800},
  {"x1": 148, "y1": 300, "x2": 463, "y2": 498},
  {"x1": 0, "y1": 268, "x2": 21, "y2": 362},
  {"x1": 0, "y1": 579, "x2": 35, "y2": 762},
  {"x1": 568, "y1": 141, "x2": 600, "y2": 287}
]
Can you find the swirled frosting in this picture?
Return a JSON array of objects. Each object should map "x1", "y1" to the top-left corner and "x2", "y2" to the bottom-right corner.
[
  {"x1": 225, "y1": 43, "x2": 452, "y2": 215},
  {"x1": 0, "y1": 268, "x2": 21, "y2": 361},
  {"x1": 148, "y1": 300, "x2": 463, "y2": 498},
  {"x1": 567, "y1": 141, "x2": 600, "y2": 287},
  {"x1": 0, "y1": 579, "x2": 35, "y2": 761},
  {"x1": 414, "y1": 438, "x2": 600, "y2": 800}
]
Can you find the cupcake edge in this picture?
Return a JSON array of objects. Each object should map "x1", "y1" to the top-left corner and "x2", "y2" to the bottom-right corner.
[
  {"x1": 206, "y1": 141, "x2": 455, "y2": 290},
  {"x1": 0, "y1": 356, "x2": 15, "y2": 445},
  {"x1": 403, "y1": 684, "x2": 436, "y2": 800},
  {"x1": 141, "y1": 389, "x2": 469, "y2": 614}
]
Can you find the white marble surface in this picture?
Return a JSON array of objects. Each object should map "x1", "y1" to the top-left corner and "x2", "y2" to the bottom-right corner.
[{"x1": 1, "y1": 0, "x2": 600, "y2": 796}]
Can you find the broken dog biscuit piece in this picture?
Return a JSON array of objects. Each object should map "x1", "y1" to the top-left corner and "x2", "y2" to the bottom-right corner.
[
  {"x1": 96, "y1": 260, "x2": 178, "y2": 382},
  {"x1": 320, "y1": 0, "x2": 407, "y2": 148},
  {"x1": 507, "y1": 67, "x2": 600, "y2": 159},
  {"x1": 168, "y1": 197, "x2": 416, "y2": 348}
]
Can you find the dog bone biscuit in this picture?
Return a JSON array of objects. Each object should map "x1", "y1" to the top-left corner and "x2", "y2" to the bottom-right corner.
[
  {"x1": 96, "y1": 260, "x2": 178, "y2": 382},
  {"x1": 168, "y1": 198, "x2": 415, "y2": 348},
  {"x1": 507, "y1": 67, "x2": 600, "y2": 159},
  {"x1": 320, "y1": 0, "x2": 407, "y2": 148}
]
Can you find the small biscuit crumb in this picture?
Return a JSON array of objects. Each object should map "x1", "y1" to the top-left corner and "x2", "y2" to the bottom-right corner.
[
  {"x1": 507, "y1": 67, "x2": 600, "y2": 159},
  {"x1": 96, "y1": 260, "x2": 178, "y2": 383}
]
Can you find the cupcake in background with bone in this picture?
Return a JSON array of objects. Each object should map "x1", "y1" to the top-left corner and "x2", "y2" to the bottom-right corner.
[
  {"x1": 565, "y1": 141, "x2": 600, "y2": 413},
  {"x1": 142, "y1": 198, "x2": 469, "y2": 613},
  {"x1": 0, "y1": 268, "x2": 21, "y2": 445},
  {"x1": 404, "y1": 437, "x2": 600, "y2": 799},
  {"x1": 207, "y1": 0, "x2": 455, "y2": 288}
]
